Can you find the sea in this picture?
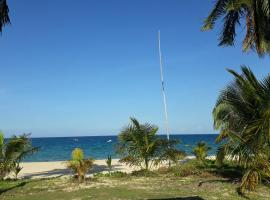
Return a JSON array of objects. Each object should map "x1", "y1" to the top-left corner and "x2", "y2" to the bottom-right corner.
[{"x1": 23, "y1": 134, "x2": 219, "y2": 162}]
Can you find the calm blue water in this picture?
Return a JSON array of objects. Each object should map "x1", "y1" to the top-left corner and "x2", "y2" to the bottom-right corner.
[{"x1": 24, "y1": 134, "x2": 219, "y2": 162}]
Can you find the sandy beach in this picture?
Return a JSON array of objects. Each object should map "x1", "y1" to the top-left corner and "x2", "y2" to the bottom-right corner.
[
  {"x1": 17, "y1": 156, "x2": 216, "y2": 179},
  {"x1": 19, "y1": 159, "x2": 137, "y2": 179}
]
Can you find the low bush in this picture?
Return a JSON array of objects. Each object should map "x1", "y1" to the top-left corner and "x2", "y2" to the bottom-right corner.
[
  {"x1": 106, "y1": 155, "x2": 112, "y2": 174},
  {"x1": 131, "y1": 169, "x2": 157, "y2": 177},
  {"x1": 94, "y1": 171, "x2": 128, "y2": 178},
  {"x1": 157, "y1": 159, "x2": 209, "y2": 177},
  {"x1": 174, "y1": 160, "x2": 201, "y2": 177},
  {"x1": 66, "y1": 148, "x2": 94, "y2": 183}
]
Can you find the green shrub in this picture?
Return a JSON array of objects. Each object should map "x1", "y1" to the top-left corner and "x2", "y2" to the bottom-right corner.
[
  {"x1": 212, "y1": 67, "x2": 270, "y2": 192},
  {"x1": 192, "y1": 141, "x2": 211, "y2": 162},
  {"x1": 66, "y1": 148, "x2": 94, "y2": 182},
  {"x1": 94, "y1": 171, "x2": 128, "y2": 178},
  {"x1": 175, "y1": 164, "x2": 200, "y2": 177},
  {"x1": 72, "y1": 148, "x2": 84, "y2": 161},
  {"x1": 0, "y1": 132, "x2": 38, "y2": 180},
  {"x1": 13, "y1": 162, "x2": 23, "y2": 180},
  {"x1": 117, "y1": 118, "x2": 185, "y2": 171},
  {"x1": 131, "y1": 169, "x2": 157, "y2": 177},
  {"x1": 163, "y1": 159, "x2": 202, "y2": 177},
  {"x1": 106, "y1": 155, "x2": 112, "y2": 173}
]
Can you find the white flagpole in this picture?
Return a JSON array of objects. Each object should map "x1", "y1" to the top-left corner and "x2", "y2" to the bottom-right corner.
[{"x1": 158, "y1": 30, "x2": 170, "y2": 141}]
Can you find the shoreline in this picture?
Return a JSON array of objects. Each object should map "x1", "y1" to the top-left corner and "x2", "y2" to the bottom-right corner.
[
  {"x1": 22, "y1": 154, "x2": 217, "y2": 163},
  {"x1": 17, "y1": 156, "x2": 216, "y2": 179},
  {"x1": 22, "y1": 133, "x2": 219, "y2": 139},
  {"x1": 19, "y1": 159, "x2": 136, "y2": 179}
]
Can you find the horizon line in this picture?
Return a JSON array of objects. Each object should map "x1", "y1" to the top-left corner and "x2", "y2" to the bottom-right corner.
[{"x1": 24, "y1": 133, "x2": 218, "y2": 139}]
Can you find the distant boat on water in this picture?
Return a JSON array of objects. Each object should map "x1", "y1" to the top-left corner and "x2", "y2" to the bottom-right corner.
[
  {"x1": 107, "y1": 139, "x2": 112, "y2": 143},
  {"x1": 24, "y1": 135, "x2": 218, "y2": 162}
]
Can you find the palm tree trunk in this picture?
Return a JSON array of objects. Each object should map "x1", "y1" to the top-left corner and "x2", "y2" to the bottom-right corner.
[{"x1": 145, "y1": 158, "x2": 149, "y2": 170}]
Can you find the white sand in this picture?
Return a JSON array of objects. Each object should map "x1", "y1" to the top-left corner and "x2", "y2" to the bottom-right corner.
[
  {"x1": 18, "y1": 156, "x2": 216, "y2": 179},
  {"x1": 19, "y1": 159, "x2": 137, "y2": 179}
]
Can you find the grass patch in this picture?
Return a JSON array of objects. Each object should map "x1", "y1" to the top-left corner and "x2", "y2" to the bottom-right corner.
[
  {"x1": 1, "y1": 160, "x2": 270, "y2": 200},
  {"x1": 1, "y1": 174, "x2": 270, "y2": 200},
  {"x1": 0, "y1": 179, "x2": 29, "y2": 195},
  {"x1": 157, "y1": 159, "x2": 210, "y2": 177}
]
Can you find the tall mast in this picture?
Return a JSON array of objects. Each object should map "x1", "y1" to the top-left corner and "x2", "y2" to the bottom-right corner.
[{"x1": 158, "y1": 30, "x2": 170, "y2": 141}]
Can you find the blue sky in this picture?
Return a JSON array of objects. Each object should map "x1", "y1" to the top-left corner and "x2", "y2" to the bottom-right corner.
[{"x1": 0, "y1": 0, "x2": 269, "y2": 137}]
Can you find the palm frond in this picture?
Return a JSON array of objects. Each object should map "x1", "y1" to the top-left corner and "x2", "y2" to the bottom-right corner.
[
  {"x1": 213, "y1": 66, "x2": 270, "y2": 192},
  {"x1": 116, "y1": 118, "x2": 185, "y2": 170},
  {"x1": 0, "y1": 0, "x2": 10, "y2": 33},
  {"x1": 219, "y1": 10, "x2": 241, "y2": 46},
  {"x1": 203, "y1": 0, "x2": 270, "y2": 56},
  {"x1": 202, "y1": 0, "x2": 230, "y2": 30}
]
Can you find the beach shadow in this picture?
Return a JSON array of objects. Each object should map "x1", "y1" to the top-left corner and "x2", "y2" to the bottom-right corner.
[
  {"x1": 21, "y1": 163, "x2": 127, "y2": 179},
  {"x1": 148, "y1": 197, "x2": 204, "y2": 200},
  {"x1": 0, "y1": 178, "x2": 52, "y2": 195},
  {"x1": 90, "y1": 164, "x2": 108, "y2": 173},
  {"x1": 21, "y1": 168, "x2": 70, "y2": 179}
]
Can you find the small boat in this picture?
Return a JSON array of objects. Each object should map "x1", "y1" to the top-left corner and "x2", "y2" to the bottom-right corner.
[
  {"x1": 74, "y1": 138, "x2": 79, "y2": 142},
  {"x1": 107, "y1": 139, "x2": 112, "y2": 143}
]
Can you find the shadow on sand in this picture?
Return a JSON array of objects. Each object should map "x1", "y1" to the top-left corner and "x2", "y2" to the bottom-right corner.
[
  {"x1": 90, "y1": 163, "x2": 125, "y2": 174},
  {"x1": 21, "y1": 168, "x2": 70, "y2": 179},
  {"x1": 21, "y1": 163, "x2": 126, "y2": 179}
]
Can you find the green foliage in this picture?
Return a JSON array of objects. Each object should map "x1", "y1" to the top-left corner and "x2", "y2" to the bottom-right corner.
[
  {"x1": 131, "y1": 169, "x2": 157, "y2": 177},
  {"x1": 116, "y1": 117, "x2": 185, "y2": 170},
  {"x1": 213, "y1": 66, "x2": 270, "y2": 192},
  {"x1": 0, "y1": 0, "x2": 10, "y2": 33},
  {"x1": 66, "y1": 148, "x2": 94, "y2": 182},
  {"x1": 156, "y1": 159, "x2": 213, "y2": 177},
  {"x1": 71, "y1": 148, "x2": 84, "y2": 161},
  {"x1": 192, "y1": 141, "x2": 211, "y2": 162},
  {"x1": 13, "y1": 162, "x2": 23, "y2": 180},
  {"x1": 106, "y1": 155, "x2": 112, "y2": 173},
  {"x1": 0, "y1": 132, "x2": 38, "y2": 180},
  {"x1": 154, "y1": 141, "x2": 186, "y2": 166},
  {"x1": 169, "y1": 160, "x2": 202, "y2": 177},
  {"x1": 94, "y1": 171, "x2": 128, "y2": 178},
  {"x1": 202, "y1": 0, "x2": 270, "y2": 56}
]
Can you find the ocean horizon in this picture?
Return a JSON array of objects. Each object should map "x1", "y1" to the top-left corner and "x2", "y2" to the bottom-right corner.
[{"x1": 22, "y1": 134, "x2": 219, "y2": 162}]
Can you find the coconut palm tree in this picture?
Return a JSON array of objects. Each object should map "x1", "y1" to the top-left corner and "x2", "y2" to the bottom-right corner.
[
  {"x1": 0, "y1": 132, "x2": 38, "y2": 179},
  {"x1": 213, "y1": 66, "x2": 270, "y2": 193},
  {"x1": 203, "y1": 0, "x2": 270, "y2": 56},
  {"x1": 192, "y1": 141, "x2": 211, "y2": 162},
  {"x1": 106, "y1": 155, "x2": 112, "y2": 174},
  {"x1": 116, "y1": 117, "x2": 185, "y2": 170},
  {"x1": 0, "y1": 0, "x2": 10, "y2": 33}
]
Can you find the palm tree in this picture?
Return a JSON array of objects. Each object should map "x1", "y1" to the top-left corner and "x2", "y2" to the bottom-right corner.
[
  {"x1": 116, "y1": 117, "x2": 185, "y2": 170},
  {"x1": 106, "y1": 155, "x2": 112, "y2": 174},
  {"x1": 213, "y1": 66, "x2": 270, "y2": 192},
  {"x1": 66, "y1": 148, "x2": 94, "y2": 182},
  {"x1": 202, "y1": 0, "x2": 270, "y2": 56},
  {"x1": 0, "y1": 132, "x2": 38, "y2": 179},
  {"x1": 192, "y1": 141, "x2": 211, "y2": 162},
  {"x1": 0, "y1": 0, "x2": 10, "y2": 33}
]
